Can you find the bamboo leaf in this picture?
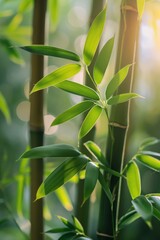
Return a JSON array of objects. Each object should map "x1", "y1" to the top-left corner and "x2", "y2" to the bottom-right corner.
[
  {"x1": 79, "y1": 105, "x2": 102, "y2": 139},
  {"x1": 58, "y1": 216, "x2": 75, "y2": 230},
  {"x1": 118, "y1": 210, "x2": 140, "y2": 230},
  {"x1": 51, "y1": 101, "x2": 94, "y2": 126},
  {"x1": 132, "y1": 195, "x2": 153, "y2": 221},
  {"x1": 18, "y1": 144, "x2": 81, "y2": 160},
  {"x1": 75, "y1": 237, "x2": 92, "y2": 240},
  {"x1": 139, "y1": 137, "x2": 159, "y2": 150},
  {"x1": 58, "y1": 232, "x2": 76, "y2": 240},
  {"x1": 135, "y1": 154, "x2": 160, "y2": 172},
  {"x1": 83, "y1": 7, "x2": 107, "y2": 66},
  {"x1": 31, "y1": 63, "x2": 81, "y2": 93},
  {"x1": 153, "y1": 207, "x2": 160, "y2": 221},
  {"x1": 149, "y1": 196, "x2": 160, "y2": 212},
  {"x1": 83, "y1": 162, "x2": 99, "y2": 203},
  {"x1": 55, "y1": 186, "x2": 73, "y2": 211},
  {"x1": 48, "y1": 0, "x2": 59, "y2": 31},
  {"x1": 105, "y1": 64, "x2": 131, "y2": 99},
  {"x1": 98, "y1": 172, "x2": 112, "y2": 204},
  {"x1": 137, "y1": 0, "x2": 145, "y2": 19},
  {"x1": 139, "y1": 151, "x2": 160, "y2": 158},
  {"x1": 84, "y1": 141, "x2": 106, "y2": 165},
  {"x1": 126, "y1": 162, "x2": 141, "y2": 199},
  {"x1": 46, "y1": 227, "x2": 71, "y2": 233},
  {"x1": 36, "y1": 155, "x2": 89, "y2": 199},
  {"x1": 72, "y1": 216, "x2": 84, "y2": 233},
  {"x1": 107, "y1": 93, "x2": 141, "y2": 105},
  {"x1": 0, "y1": 92, "x2": 11, "y2": 123},
  {"x1": 93, "y1": 37, "x2": 114, "y2": 84},
  {"x1": 56, "y1": 80, "x2": 99, "y2": 100},
  {"x1": 21, "y1": 45, "x2": 80, "y2": 62}
]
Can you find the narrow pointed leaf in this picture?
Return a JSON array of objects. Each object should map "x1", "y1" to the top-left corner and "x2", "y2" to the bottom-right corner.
[
  {"x1": 149, "y1": 196, "x2": 160, "y2": 211},
  {"x1": 51, "y1": 101, "x2": 94, "y2": 126},
  {"x1": 137, "y1": 0, "x2": 145, "y2": 19},
  {"x1": 126, "y1": 162, "x2": 141, "y2": 199},
  {"x1": 55, "y1": 186, "x2": 73, "y2": 211},
  {"x1": 56, "y1": 80, "x2": 99, "y2": 100},
  {"x1": 98, "y1": 172, "x2": 112, "y2": 204},
  {"x1": 79, "y1": 105, "x2": 102, "y2": 139},
  {"x1": 0, "y1": 92, "x2": 11, "y2": 123},
  {"x1": 93, "y1": 37, "x2": 114, "y2": 84},
  {"x1": 21, "y1": 45, "x2": 80, "y2": 62},
  {"x1": 107, "y1": 93, "x2": 141, "y2": 105},
  {"x1": 83, "y1": 162, "x2": 99, "y2": 203},
  {"x1": 31, "y1": 63, "x2": 81, "y2": 93},
  {"x1": 83, "y1": 7, "x2": 106, "y2": 66},
  {"x1": 46, "y1": 227, "x2": 71, "y2": 233},
  {"x1": 36, "y1": 155, "x2": 89, "y2": 199},
  {"x1": 18, "y1": 144, "x2": 81, "y2": 160},
  {"x1": 118, "y1": 210, "x2": 140, "y2": 230},
  {"x1": 153, "y1": 207, "x2": 160, "y2": 221},
  {"x1": 132, "y1": 195, "x2": 153, "y2": 221},
  {"x1": 58, "y1": 216, "x2": 75, "y2": 229},
  {"x1": 105, "y1": 64, "x2": 131, "y2": 99},
  {"x1": 139, "y1": 151, "x2": 160, "y2": 158},
  {"x1": 135, "y1": 154, "x2": 160, "y2": 172},
  {"x1": 72, "y1": 216, "x2": 84, "y2": 233},
  {"x1": 139, "y1": 137, "x2": 159, "y2": 150},
  {"x1": 84, "y1": 141, "x2": 106, "y2": 165}
]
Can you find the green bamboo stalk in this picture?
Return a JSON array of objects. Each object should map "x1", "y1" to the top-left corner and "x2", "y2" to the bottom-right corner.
[
  {"x1": 97, "y1": 1, "x2": 140, "y2": 239},
  {"x1": 29, "y1": 1, "x2": 47, "y2": 240},
  {"x1": 75, "y1": 0, "x2": 104, "y2": 233}
]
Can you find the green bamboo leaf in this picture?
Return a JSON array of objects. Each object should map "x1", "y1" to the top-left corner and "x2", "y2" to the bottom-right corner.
[
  {"x1": 46, "y1": 227, "x2": 71, "y2": 233},
  {"x1": 105, "y1": 64, "x2": 131, "y2": 100},
  {"x1": 72, "y1": 216, "x2": 84, "y2": 233},
  {"x1": 51, "y1": 101, "x2": 94, "y2": 126},
  {"x1": 132, "y1": 195, "x2": 153, "y2": 221},
  {"x1": 58, "y1": 232, "x2": 76, "y2": 240},
  {"x1": 56, "y1": 80, "x2": 100, "y2": 100},
  {"x1": 31, "y1": 63, "x2": 81, "y2": 93},
  {"x1": 126, "y1": 162, "x2": 141, "y2": 199},
  {"x1": 107, "y1": 93, "x2": 141, "y2": 105},
  {"x1": 99, "y1": 164, "x2": 122, "y2": 177},
  {"x1": 55, "y1": 186, "x2": 73, "y2": 211},
  {"x1": 58, "y1": 216, "x2": 75, "y2": 230},
  {"x1": 83, "y1": 7, "x2": 107, "y2": 66},
  {"x1": 48, "y1": 0, "x2": 59, "y2": 31},
  {"x1": 118, "y1": 210, "x2": 140, "y2": 230},
  {"x1": 93, "y1": 37, "x2": 114, "y2": 84},
  {"x1": 153, "y1": 207, "x2": 160, "y2": 221},
  {"x1": 83, "y1": 162, "x2": 99, "y2": 204},
  {"x1": 98, "y1": 172, "x2": 112, "y2": 204},
  {"x1": 149, "y1": 196, "x2": 160, "y2": 211},
  {"x1": 139, "y1": 151, "x2": 160, "y2": 158},
  {"x1": 18, "y1": 144, "x2": 81, "y2": 160},
  {"x1": 75, "y1": 237, "x2": 92, "y2": 240},
  {"x1": 0, "y1": 92, "x2": 11, "y2": 123},
  {"x1": 79, "y1": 105, "x2": 102, "y2": 139},
  {"x1": 21, "y1": 45, "x2": 80, "y2": 62},
  {"x1": 139, "y1": 137, "x2": 159, "y2": 150},
  {"x1": 36, "y1": 155, "x2": 89, "y2": 199},
  {"x1": 137, "y1": 0, "x2": 145, "y2": 19},
  {"x1": 135, "y1": 154, "x2": 160, "y2": 172},
  {"x1": 84, "y1": 141, "x2": 106, "y2": 165}
]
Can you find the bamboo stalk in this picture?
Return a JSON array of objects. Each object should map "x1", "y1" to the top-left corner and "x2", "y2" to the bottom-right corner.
[
  {"x1": 97, "y1": 0, "x2": 139, "y2": 239},
  {"x1": 29, "y1": 1, "x2": 47, "y2": 240}
]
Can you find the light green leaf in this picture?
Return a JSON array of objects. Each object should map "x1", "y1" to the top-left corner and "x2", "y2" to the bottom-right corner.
[
  {"x1": 105, "y1": 64, "x2": 131, "y2": 100},
  {"x1": 126, "y1": 162, "x2": 141, "y2": 199},
  {"x1": 18, "y1": 144, "x2": 81, "y2": 160},
  {"x1": 55, "y1": 186, "x2": 73, "y2": 211},
  {"x1": 84, "y1": 141, "x2": 106, "y2": 165},
  {"x1": 21, "y1": 45, "x2": 80, "y2": 62},
  {"x1": 98, "y1": 172, "x2": 112, "y2": 204},
  {"x1": 137, "y1": 0, "x2": 145, "y2": 19},
  {"x1": 0, "y1": 92, "x2": 11, "y2": 123},
  {"x1": 56, "y1": 80, "x2": 99, "y2": 100},
  {"x1": 58, "y1": 216, "x2": 75, "y2": 229},
  {"x1": 48, "y1": 0, "x2": 59, "y2": 31},
  {"x1": 139, "y1": 137, "x2": 159, "y2": 150},
  {"x1": 79, "y1": 105, "x2": 102, "y2": 139},
  {"x1": 83, "y1": 7, "x2": 107, "y2": 66},
  {"x1": 31, "y1": 63, "x2": 81, "y2": 93},
  {"x1": 118, "y1": 210, "x2": 140, "y2": 230},
  {"x1": 83, "y1": 162, "x2": 99, "y2": 203},
  {"x1": 72, "y1": 216, "x2": 84, "y2": 233},
  {"x1": 135, "y1": 154, "x2": 160, "y2": 172},
  {"x1": 93, "y1": 37, "x2": 114, "y2": 84},
  {"x1": 107, "y1": 93, "x2": 141, "y2": 105},
  {"x1": 132, "y1": 195, "x2": 153, "y2": 221},
  {"x1": 36, "y1": 155, "x2": 89, "y2": 199},
  {"x1": 51, "y1": 101, "x2": 94, "y2": 126},
  {"x1": 139, "y1": 151, "x2": 160, "y2": 158}
]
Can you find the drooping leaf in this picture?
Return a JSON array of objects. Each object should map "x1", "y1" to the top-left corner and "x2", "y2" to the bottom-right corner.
[
  {"x1": 105, "y1": 64, "x2": 131, "y2": 99},
  {"x1": 36, "y1": 155, "x2": 89, "y2": 199},
  {"x1": 132, "y1": 195, "x2": 153, "y2": 221},
  {"x1": 51, "y1": 101, "x2": 94, "y2": 126},
  {"x1": 31, "y1": 63, "x2": 81, "y2": 93},
  {"x1": 139, "y1": 137, "x2": 159, "y2": 150},
  {"x1": 0, "y1": 92, "x2": 11, "y2": 123},
  {"x1": 126, "y1": 162, "x2": 141, "y2": 199},
  {"x1": 83, "y1": 162, "x2": 99, "y2": 204},
  {"x1": 21, "y1": 45, "x2": 80, "y2": 62},
  {"x1": 118, "y1": 210, "x2": 140, "y2": 230},
  {"x1": 98, "y1": 172, "x2": 112, "y2": 204},
  {"x1": 83, "y1": 7, "x2": 107, "y2": 66},
  {"x1": 107, "y1": 93, "x2": 142, "y2": 105},
  {"x1": 137, "y1": 0, "x2": 145, "y2": 19},
  {"x1": 72, "y1": 216, "x2": 84, "y2": 233},
  {"x1": 84, "y1": 141, "x2": 106, "y2": 165},
  {"x1": 18, "y1": 144, "x2": 81, "y2": 160},
  {"x1": 135, "y1": 154, "x2": 160, "y2": 172},
  {"x1": 93, "y1": 37, "x2": 114, "y2": 84},
  {"x1": 56, "y1": 80, "x2": 99, "y2": 100},
  {"x1": 79, "y1": 105, "x2": 102, "y2": 139}
]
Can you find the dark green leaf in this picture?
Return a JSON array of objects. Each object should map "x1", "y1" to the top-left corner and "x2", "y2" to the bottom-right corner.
[
  {"x1": 36, "y1": 155, "x2": 89, "y2": 199},
  {"x1": 83, "y1": 7, "x2": 107, "y2": 66},
  {"x1": 0, "y1": 92, "x2": 11, "y2": 123},
  {"x1": 153, "y1": 207, "x2": 160, "y2": 221},
  {"x1": 56, "y1": 80, "x2": 99, "y2": 100},
  {"x1": 118, "y1": 210, "x2": 140, "y2": 230},
  {"x1": 58, "y1": 232, "x2": 76, "y2": 240},
  {"x1": 149, "y1": 196, "x2": 160, "y2": 211},
  {"x1": 84, "y1": 141, "x2": 106, "y2": 165},
  {"x1": 46, "y1": 228, "x2": 71, "y2": 233},
  {"x1": 72, "y1": 216, "x2": 84, "y2": 233},
  {"x1": 139, "y1": 137, "x2": 159, "y2": 150},
  {"x1": 21, "y1": 45, "x2": 80, "y2": 62},
  {"x1": 75, "y1": 237, "x2": 92, "y2": 240},
  {"x1": 135, "y1": 154, "x2": 160, "y2": 172},
  {"x1": 58, "y1": 216, "x2": 75, "y2": 230},
  {"x1": 31, "y1": 63, "x2": 81, "y2": 93},
  {"x1": 98, "y1": 172, "x2": 112, "y2": 204},
  {"x1": 18, "y1": 144, "x2": 81, "y2": 160},
  {"x1": 79, "y1": 105, "x2": 102, "y2": 139},
  {"x1": 51, "y1": 101, "x2": 94, "y2": 126},
  {"x1": 107, "y1": 93, "x2": 142, "y2": 105},
  {"x1": 93, "y1": 37, "x2": 114, "y2": 84}
]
